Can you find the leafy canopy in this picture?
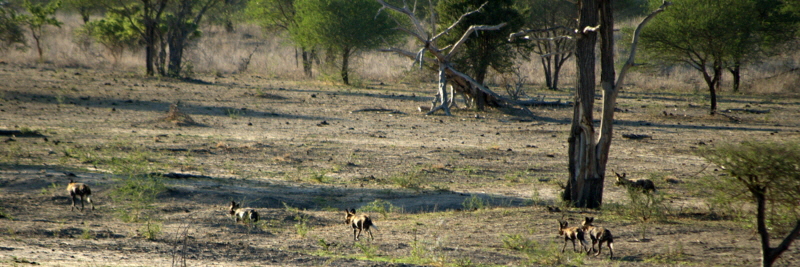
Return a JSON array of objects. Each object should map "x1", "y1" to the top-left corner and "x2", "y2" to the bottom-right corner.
[{"x1": 290, "y1": 0, "x2": 400, "y2": 52}]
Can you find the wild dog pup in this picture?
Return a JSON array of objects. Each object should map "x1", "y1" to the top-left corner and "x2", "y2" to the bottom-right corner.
[
  {"x1": 581, "y1": 217, "x2": 614, "y2": 258},
  {"x1": 558, "y1": 220, "x2": 588, "y2": 253},
  {"x1": 345, "y1": 208, "x2": 377, "y2": 241},
  {"x1": 614, "y1": 171, "x2": 656, "y2": 193},
  {"x1": 67, "y1": 179, "x2": 94, "y2": 211},
  {"x1": 228, "y1": 201, "x2": 259, "y2": 223}
]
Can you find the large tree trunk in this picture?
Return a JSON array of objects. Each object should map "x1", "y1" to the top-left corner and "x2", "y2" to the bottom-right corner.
[
  {"x1": 302, "y1": 48, "x2": 314, "y2": 77},
  {"x1": 341, "y1": 47, "x2": 351, "y2": 85},
  {"x1": 540, "y1": 57, "x2": 553, "y2": 89},
  {"x1": 729, "y1": 62, "x2": 741, "y2": 93},
  {"x1": 566, "y1": 0, "x2": 600, "y2": 208},
  {"x1": 565, "y1": 0, "x2": 667, "y2": 209}
]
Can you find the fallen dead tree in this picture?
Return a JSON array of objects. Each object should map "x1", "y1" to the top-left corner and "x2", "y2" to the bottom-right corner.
[{"x1": 375, "y1": 0, "x2": 532, "y2": 117}]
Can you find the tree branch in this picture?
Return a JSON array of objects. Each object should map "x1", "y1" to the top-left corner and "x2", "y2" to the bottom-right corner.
[
  {"x1": 376, "y1": 0, "x2": 428, "y2": 40},
  {"x1": 430, "y1": 1, "x2": 488, "y2": 42},
  {"x1": 445, "y1": 66, "x2": 533, "y2": 116},
  {"x1": 508, "y1": 26, "x2": 574, "y2": 41},
  {"x1": 616, "y1": 1, "x2": 671, "y2": 88},
  {"x1": 446, "y1": 23, "x2": 507, "y2": 59},
  {"x1": 768, "y1": 220, "x2": 800, "y2": 263}
]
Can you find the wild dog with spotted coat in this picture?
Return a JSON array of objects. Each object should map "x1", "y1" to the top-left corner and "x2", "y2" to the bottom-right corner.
[
  {"x1": 67, "y1": 179, "x2": 94, "y2": 211},
  {"x1": 345, "y1": 208, "x2": 377, "y2": 241},
  {"x1": 581, "y1": 217, "x2": 614, "y2": 258},
  {"x1": 558, "y1": 220, "x2": 589, "y2": 253},
  {"x1": 228, "y1": 201, "x2": 259, "y2": 223}
]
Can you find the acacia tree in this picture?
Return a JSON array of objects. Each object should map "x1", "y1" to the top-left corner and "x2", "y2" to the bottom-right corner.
[
  {"x1": 247, "y1": 0, "x2": 317, "y2": 77},
  {"x1": 640, "y1": 0, "x2": 797, "y2": 113},
  {"x1": 18, "y1": 0, "x2": 62, "y2": 62},
  {"x1": 516, "y1": 0, "x2": 576, "y2": 90},
  {"x1": 700, "y1": 141, "x2": 800, "y2": 267},
  {"x1": 163, "y1": 0, "x2": 221, "y2": 77},
  {"x1": 563, "y1": 0, "x2": 670, "y2": 208},
  {"x1": 292, "y1": 0, "x2": 400, "y2": 85},
  {"x1": 81, "y1": 7, "x2": 141, "y2": 64},
  {"x1": 0, "y1": 3, "x2": 26, "y2": 49}
]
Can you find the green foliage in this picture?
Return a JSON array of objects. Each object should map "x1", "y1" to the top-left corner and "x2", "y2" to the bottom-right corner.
[
  {"x1": 462, "y1": 195, "x2": 488, "y2": 211},
  {"x1": 291, "y1": 0, "x2": 402, "y2": 84},
  {"x1": 110, "y1": 174, "x2": 166, "y2": 223},
  {"x1": 390, "y1": 169, "x2": 426, "y2": 191},
  {"x1": 293, "y1": 213, "x2": 311, "y2": 238},
  {"x1": 436, "y1": 0, "x2": 524, "y2": 84},
  {"x1": 0, "y1": 5, "x2": 26, "y2": 49},
  {"x1": 139, "y1": 220, "x2": 162, "y2": 240},
  {"x1": 79, "y1": 6, "x2": 142, "y2": 63},
  {"x1": 246, "y1": 0, "x2": 295, "y2": 33},
  {"x1": 641, "y1": 0, "x2": 799, "y2": 83},
  {"x1": 359, "y1": 199, "x2": 400, "y2": 219},
  {"x1": 699, "y1": 141, "x2": 800, "y2": 235},
  {"x1": 354, "y1": 241, "x2": 378, "y2": 258},
  {"x1": 18, "y1": 0, "x2": 62, "y2": 61},
  {"x1": 501, "y1": 234, "x2": 536, "y2": 251},
  {"x1": 80, "y1": 227, "x2": 93, "y2": 239}
]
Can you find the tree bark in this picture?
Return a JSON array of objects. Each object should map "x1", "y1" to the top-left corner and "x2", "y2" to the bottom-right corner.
[
  {"x1": 729, "y1": 62, "x2": 741, "y2": 93},
  {"x1": 565, "y1": 0, "x2": 669, "y2": 208},
  {"x1": 341, "y1": 47, "x2": 351, "y2": 85},
  {"x1": 566, "y1": 0, "x2": 599, "y2": 207}
]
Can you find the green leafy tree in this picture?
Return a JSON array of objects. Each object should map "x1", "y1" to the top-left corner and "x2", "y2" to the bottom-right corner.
[
  {"x1": 0, "y1": 3, "x2": 26, "y2": 49},
  {"x1": 247, "y1": 0, "x2": 318, "y2": 77},
  {"x1": 80, "y1": 6, "x2": 142, "y2": 64},
  {"x1": 163, "y1": 0, "x2": 221, "y2": 78},
  {"x1": 18, "y1": 0, "x2": 62, "y2": 62},
  {"x1": 291, "y1": 0, "x2": 400, "y2": 85},
  {"x1": 700, "y1": 141, "x2": 800, "y2": 267},
  {"x1": 640, "y1": 0, "x2": 798, "y2": 114},
  {"x1": 63, "y1": 0, "x2": 104, "y2": 23},
  {"x1": 435, "y1": 0, "x2": 523, "y2": 88}
]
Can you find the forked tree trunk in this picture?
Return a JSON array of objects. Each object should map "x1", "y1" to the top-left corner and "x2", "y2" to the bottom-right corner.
[{"x1": 565, "y1": 0, "x2": 669, "y2": 208}]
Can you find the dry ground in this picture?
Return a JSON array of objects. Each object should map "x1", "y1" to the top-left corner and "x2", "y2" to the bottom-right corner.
[{"x1": 1, "y1": 64, "x2": 800, "y2": 266}]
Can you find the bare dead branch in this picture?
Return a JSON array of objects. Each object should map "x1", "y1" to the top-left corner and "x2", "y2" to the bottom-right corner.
[
  {"x1": 445, "y1": 66, "x2": 533, "y2": 116},
  {"x1": 376, "y1": 0, "x2": 428, "y2": 40},
  {"x1": 447, "y1": 23, "x2": 507, "y2": 59},
  {"x1": 508, "y1": 26, "x2": 575, "y2": 41},
  {"x1": 616, "y1": 1, "x2": 672, "y2": 88},
  {"x1": 431, "y1": 1, "x2": 489, "y2": 42}
]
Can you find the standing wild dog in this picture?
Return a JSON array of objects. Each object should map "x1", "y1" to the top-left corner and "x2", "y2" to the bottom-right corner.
[
  {"x1": 581, "y1": 217, "x2": 614, "y2": 258},
  {"x1": 67, "y1": 179, "x2": 94, "y2": 211},
  {"x1": 558, "y1": 220, "x2": 589, "y2": 253},
  {"x1": 345, "y1": 208, "x2": 377, "y2": 241},
  {"x1": 614, "y1": 171, "x2": 656, "y2": 193},
  {"x1": 228, "y1": 201, "x2": 259, "y2": 223}
]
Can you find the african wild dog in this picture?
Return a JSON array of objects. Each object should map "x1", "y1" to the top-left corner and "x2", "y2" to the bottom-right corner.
[
  {"x1": 67, "y1": 179, "x2": 94, "y2": 211},
  {"x1": 345, "y1": 208, "x2": 377, "y2": 241}
]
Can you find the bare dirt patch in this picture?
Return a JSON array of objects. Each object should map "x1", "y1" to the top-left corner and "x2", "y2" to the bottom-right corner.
[{"x1": 2, "y1": 65, "x2": 800, "y2": 266}]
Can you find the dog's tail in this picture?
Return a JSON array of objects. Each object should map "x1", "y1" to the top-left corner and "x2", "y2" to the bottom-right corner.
[{"x1": 370, "y1": 222, "x2": 378, "y2": 231}]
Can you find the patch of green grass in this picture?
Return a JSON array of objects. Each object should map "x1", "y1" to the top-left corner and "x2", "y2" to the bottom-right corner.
[
  {"x1": 501, "y1": 234, "x2": 536, "y2": 251},
  {"x1": 0, "y1": 207, "x2": 12, "y2": 220},
  {"x1": 81, "y1": 228, "x2": 93, "y2": 239},
  {"x1": 354, "y1": 242, "x2": 378, "y2": 259},
  {"x1": 523, "y1": 240, "x2": 585, "y2": 266},
  {"x1": 225, "y1": 108, "x2": 243, "y2": 119},
  {"x1": 307, "y1": 169, "x2": 330, "y2": 183},
  {"x1": 359, "y1": 199, "x2": 401, "y2": 219},
  {"x1": 462, "y1": 195, "x2": 489, "y2": 211},
  {"x1": 40, "y1": 182, "x2": 60, "y2": 196},
  {"x1": 140, "y1": 221, "x2": 162, "y2": 240},
  {"x1": 643, "y1": 241, "x2": 689, "y2": 264},
  {"x1": 110, "y1": 174, "x2": 166, "y2": 223},
  {"x1": 389, "y1": 168, "x2": 426, "y2": 191}
]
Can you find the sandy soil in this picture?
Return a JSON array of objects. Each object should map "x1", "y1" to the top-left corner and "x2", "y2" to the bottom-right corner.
[{"x1": 1, "y1": 64, "x2": 800, "y2": 266}]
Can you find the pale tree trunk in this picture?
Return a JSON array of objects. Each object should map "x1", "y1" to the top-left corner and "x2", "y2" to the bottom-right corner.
[{"x1": 565, "y1": 0, "x2": 669, "y2": 208}]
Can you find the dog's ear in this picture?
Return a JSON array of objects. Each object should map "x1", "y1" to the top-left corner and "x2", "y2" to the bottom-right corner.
[{"x1": 349, "y1": 208, "x2": 356, "y2": 213}]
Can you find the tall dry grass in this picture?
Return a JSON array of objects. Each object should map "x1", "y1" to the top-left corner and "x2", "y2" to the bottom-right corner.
[{"x1": 2, "y1": 13, "x2": 798, "y2": 95}]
